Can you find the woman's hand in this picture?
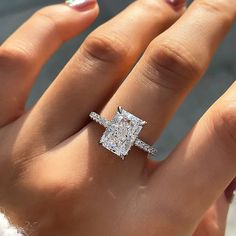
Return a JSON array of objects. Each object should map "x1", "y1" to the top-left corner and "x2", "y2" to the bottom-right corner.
[{"x1": 0, "y1": 0, "x2": 235, "y2": 235}]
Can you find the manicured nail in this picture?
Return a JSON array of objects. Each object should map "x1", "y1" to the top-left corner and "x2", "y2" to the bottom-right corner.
[
  {"x1": 225, "y1": 178, "x2": 236, "y2": 203},
  {"x1": 166, "y1": 0, "x2": 186, "y2": 10},
  {"x1": 65, "y1": 0, "x2": 97, "y2": 11}
]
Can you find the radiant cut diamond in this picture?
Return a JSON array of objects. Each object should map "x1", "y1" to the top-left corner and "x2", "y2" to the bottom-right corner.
[{"x1": 100, "y1": 107, "x2": 146, "y2": 159}]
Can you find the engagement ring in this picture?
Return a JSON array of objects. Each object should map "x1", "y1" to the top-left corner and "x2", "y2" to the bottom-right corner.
[{"x1": 89, "y1": 107, "x2": 158, "y2": 160}]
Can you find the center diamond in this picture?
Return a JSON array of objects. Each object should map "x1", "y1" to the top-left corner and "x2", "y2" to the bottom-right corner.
[{"x1": 100, "y1": 107, "x2": 146, "y2": 159}]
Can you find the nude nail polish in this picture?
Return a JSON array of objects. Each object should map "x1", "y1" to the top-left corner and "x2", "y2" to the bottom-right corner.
[
  {"x1": 225, "y1": 178, "x2": 236, "y2": 203},
  {"x1": 65, "y1": 0, "x2": 97, "y2": 11},
  {"x1": 166, "y1": 0, "x2": 186, "y2": 10}
]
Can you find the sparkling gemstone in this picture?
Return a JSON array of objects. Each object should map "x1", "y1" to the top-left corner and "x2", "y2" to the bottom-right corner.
[{"x1": 100, "y1": 107, "x2": 146, "y2": 159}]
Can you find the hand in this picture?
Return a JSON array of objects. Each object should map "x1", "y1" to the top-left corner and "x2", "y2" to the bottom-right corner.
[{"x1": 0, "y1": 0, "x2": 235, "y2": 235}]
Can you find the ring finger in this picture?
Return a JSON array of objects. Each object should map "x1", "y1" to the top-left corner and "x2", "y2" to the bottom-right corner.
[{"x1": 97, "y1": 0, "x2": 236, "y2": 164}]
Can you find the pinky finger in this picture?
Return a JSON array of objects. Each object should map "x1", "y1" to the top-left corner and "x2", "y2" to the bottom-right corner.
[
  {"x1": 193, "y1": 194, "x2": 229, "y2": 236},
  {"x1": 148, "y1": 82, "x2": 236, "y2": 235},
  {"x1": 195, "y1": 178, "x2": 236, "y2": 236}
]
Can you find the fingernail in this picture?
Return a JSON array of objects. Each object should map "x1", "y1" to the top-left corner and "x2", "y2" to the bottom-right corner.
[
  {"x1": 225, "y1": 178, "x2": 236, "y2": 203},
  {"x1": 65, "y1": 0, "x2": 97, "y2": 11},
  {"x1": 166, "y1": 0, "x2": 186, "y2": 10}
]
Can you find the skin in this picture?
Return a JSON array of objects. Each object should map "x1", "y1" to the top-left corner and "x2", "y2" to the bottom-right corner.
[{"x1": 0, "y1": 0, "x2": 235, "y2": 235}]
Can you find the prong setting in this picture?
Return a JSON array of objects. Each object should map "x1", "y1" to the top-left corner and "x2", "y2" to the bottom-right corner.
[
  {"x1": 142, "y1": 121, "x2": 147, "y2": 125},
  {"x1": 118, "y1": 106, "x2": 123, "y2": 114},
  {"x1": 89, "y1": 107, "x2": 158, "y2": 159}
]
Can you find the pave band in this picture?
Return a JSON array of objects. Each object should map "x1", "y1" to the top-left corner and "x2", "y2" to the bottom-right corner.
[{"x1": 90, "y1": 109, "x2": 158, "y2": 159}]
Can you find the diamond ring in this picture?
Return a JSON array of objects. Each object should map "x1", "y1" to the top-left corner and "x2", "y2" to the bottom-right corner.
[{"x1": 89, "y1": 107, "x2": 158, "y2": 160}]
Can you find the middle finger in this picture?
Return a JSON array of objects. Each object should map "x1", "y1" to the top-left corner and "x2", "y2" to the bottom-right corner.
[{"x1": 20, "y1": 0, "x2": 184, "y2": 153}]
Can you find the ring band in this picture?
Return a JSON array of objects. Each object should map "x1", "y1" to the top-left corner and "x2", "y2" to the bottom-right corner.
[{"x1": 89, "y1": 107, "x2": 158, "y2": 160}]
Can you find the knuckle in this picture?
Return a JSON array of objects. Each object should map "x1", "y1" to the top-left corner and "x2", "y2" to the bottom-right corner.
[
  {"x1": 197, "y1": 0, "x2": 235, "y2": 25},
  {"x1": 34, "y1": 7, "x2": 64, "y2": 42},
  {"x1": 198, "y1": 0, "x2": 225, "y2": 13},
  {"x1": 142, "y1": 41, "x2": 203, "y2": 91},
  {"x1": 0, "y1": 47, "x2": 32, "y2": 73},
  {"x1": 212, "y1": 100, "x2": 236, "y2": 148},
  {"x1": 81, "y1": 34, "x2": 130, "y2": 64}
]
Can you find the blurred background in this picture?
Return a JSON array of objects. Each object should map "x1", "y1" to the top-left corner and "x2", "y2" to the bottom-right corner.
[{"x1": 0, "y1": 0, "x2": 235, "y2": 235}]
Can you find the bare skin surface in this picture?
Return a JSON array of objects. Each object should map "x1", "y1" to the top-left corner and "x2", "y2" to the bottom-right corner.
[{"x1": 0, "y1": 0, "x2": 235, "y2": 235}]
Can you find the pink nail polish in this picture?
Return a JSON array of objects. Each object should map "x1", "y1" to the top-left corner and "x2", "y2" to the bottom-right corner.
[
  {"x1": 225, "y1": 178, "x2": 236, "y2": 203},
  {"x1": 166, "y1": 0, "x2": 186, "y2": 10},
  {"x1": 65, "y1": 0, "x2": 97, "y2": 11}
]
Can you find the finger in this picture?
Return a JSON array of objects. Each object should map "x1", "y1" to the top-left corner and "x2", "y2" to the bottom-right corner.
[
  {"x1": 148, "y1": 82, "x2": 236, "y2": 235},
  {"x1": 0, "y1": 2, "x2": 99, "y2": 126},
  {"x1": 193, "y1": 195, "x2": 229, "y2": 236},
  {"x1": 99, "y1": 0, "x2": 236, "y2": 156},
  {"x1": 20, "y1": 0, "x2": 184, "y2": 153}
]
